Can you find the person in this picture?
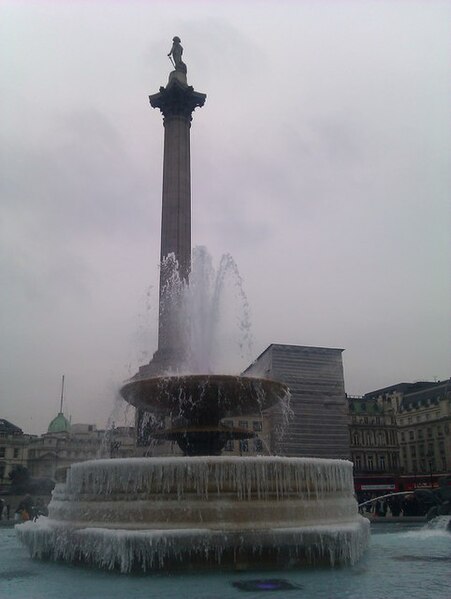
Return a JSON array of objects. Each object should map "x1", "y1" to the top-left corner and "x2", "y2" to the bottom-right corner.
[
  {"x1": 390, "y1": 496, "x2": 402, "y2": 517},
  {"x1": 167, "y1": 36, "x2": 187, "y2": 73},
  {"x1": 16, "y1": 494, "x2": 34, "y2": 521},
  {"x1": 32, "y1": 499, "x2": 48, "y2": 521}
]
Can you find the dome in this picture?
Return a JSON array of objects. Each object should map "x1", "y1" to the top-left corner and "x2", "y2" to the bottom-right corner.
[{"x1": 47, "y1": 412, "x2": 70, "y2": 433}]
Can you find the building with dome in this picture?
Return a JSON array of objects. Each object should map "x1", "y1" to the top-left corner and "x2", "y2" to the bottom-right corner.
[
  {"x1": 47, "y1": 412, "x2": 71, "y2": 434},
  {"x1": 27, "y1": 419, "x2": 136, "y2": 480}
]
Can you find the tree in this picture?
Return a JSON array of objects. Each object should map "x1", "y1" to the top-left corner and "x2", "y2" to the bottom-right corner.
[{"x1": 8, "y1": 465, "x2": 31, "y2": 492}]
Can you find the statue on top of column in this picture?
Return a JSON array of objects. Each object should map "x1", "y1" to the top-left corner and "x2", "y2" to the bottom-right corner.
[{"x1": 168, "y1": 36, "x2": 187, "y2": 74}]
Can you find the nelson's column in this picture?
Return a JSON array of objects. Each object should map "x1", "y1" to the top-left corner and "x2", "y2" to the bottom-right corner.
[
  {"x1": 133, "y1": 38, "x2": 205, "y2": 437},
  {"x1": 139, "y1": 37, "x2": 205, "y2": 376}
]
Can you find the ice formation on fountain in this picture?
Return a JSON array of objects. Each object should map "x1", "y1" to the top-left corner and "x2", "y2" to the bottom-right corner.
[{"x1": 17, "y1": 457, "x2": 370, "y2": 572}]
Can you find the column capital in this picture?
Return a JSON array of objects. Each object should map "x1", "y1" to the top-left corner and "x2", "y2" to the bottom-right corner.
[{"x1": 149, "y1": 78, "x2": 206, "y2": 121}]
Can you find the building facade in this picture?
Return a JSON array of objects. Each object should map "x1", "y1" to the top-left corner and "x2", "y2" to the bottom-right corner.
[
  {"x1": 397, "y1": 380, "x2": 450, "y2": 478},
  {"x1": 221, "y1": 416, "x2": 270, "y2": 456},
  {"x1": 244, "y1": 344, "x2": 350, "y2": 459},
  {"x1": 1, "y1": 416, "x2": 137, "y2": 492},
  {"x1": 348, "y1": 396, "x2": 400, "y2": 494},
  {"x1": 349, "y1": 379, "x2": 450, "y2": 493},
  {"x1": 28, "y1": 423, "x2": 136, "y2": 480},
  {"x1": 0, "y1": 419, "x2": 33, "y2": 492}
]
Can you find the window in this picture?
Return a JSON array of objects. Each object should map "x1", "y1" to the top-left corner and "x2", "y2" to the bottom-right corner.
[
  {"x1": 239, "y1": 440, "x2": 248, "y2": 453},
  {"x1": 252, "y1": 421, "x2": 262, "y2": 432},
  {"x1": 13, "y1": 448, "x2": 19, "y2": 458},
  {"x1": 222, "y1": 420, "x2": 233, "y2": 428},
  {"x1": 409, "y1": 431, "x2": 414, "y2": 441},
  {"x1": 410, "y1": 446, "x2": 416, "y2": 457},
  {"x1": 0, "y1": 461, "x2": 6, "y2": 478},
  {"x1": 408, "y1": 417, "x2": 412, "y2": 424},
  {"x1": 379, "y1": 455, "x2": 385, "y2": 470},
  {"x1": 238, "y1": 421, "x2": 248, "y2": 430},
  {"x1": 352, "y1": 434, "x2": 359, "y2": 446},
  {"x1": 427, "y1": 428, "x2": 432, "y2": 438},
  {"x1": 355, "y1": 456, "x2": 361, "y2": 470},
  {"x1": 0, "y1": 448, "x2": 5, "y2": 458},
  {"x1": 224, "y1": 440, "x2": 234, "y2": 452},
  {"x1": 401, "y1": 432, "x2": 405, "y2": 442},
  {"x1": 412, "y1": 460, "x2": 417, "y2": 472},
  {"x1": 418, "y1": 430, "x2": 423, "y2": 440},
  {"x1": 367, "y1": 455, "x2": 374, "y2": 470},
  {"x1": 254, "y1": 439, "x2": 263, "y2": 453}
]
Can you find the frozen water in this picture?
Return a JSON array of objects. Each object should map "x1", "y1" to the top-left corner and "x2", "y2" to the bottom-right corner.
[
  {"x1": 17, "y1": 519, "x2": 369, "y2": 573},
  {"x1": 4, "y1": 523, "x2": 451, "y2": 598},
  {"x1": 16, "y1": 456, "x2": 370, "y2": 572},
  {"x1": 61, "y1": 456, "x2": 354, "y2": 500}
]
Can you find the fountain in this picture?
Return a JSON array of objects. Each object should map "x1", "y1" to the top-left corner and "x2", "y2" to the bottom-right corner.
[{"x1": 16, "y1": 38, "x2": 370, "y2": 572}]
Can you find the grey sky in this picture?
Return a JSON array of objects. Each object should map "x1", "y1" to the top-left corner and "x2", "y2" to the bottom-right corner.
[{"x1": 1, "y1": 1, "x2": 450, "y2": 434}]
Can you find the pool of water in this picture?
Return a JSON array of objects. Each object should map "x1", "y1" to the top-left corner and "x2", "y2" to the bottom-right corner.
[{"x1": 1, "y1": 522, "x2": 450, "y2": 599}]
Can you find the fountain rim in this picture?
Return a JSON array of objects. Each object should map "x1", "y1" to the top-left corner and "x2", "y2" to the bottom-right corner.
[
  {"x1": 122, "y1": 372, "x2": 289, "y2": 388},
  {"x1": 66, "y1": 455, "x2": 355, "y2": 470}
]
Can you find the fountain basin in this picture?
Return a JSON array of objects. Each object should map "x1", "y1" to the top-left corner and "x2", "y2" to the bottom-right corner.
[{"x1": 16, "y1": 456, "x2": 370, "y2": 572}]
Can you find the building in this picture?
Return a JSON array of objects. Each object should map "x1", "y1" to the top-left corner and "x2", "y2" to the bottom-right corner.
[
  {"x1": 221, "y1": 416, "x2": 270, "y2": 456},
  {"x1": 348, "y1": 395, "x2": 400, "y2": 495},
  {"x1": 28, "y1": 422, "x2": 136, "y2": 480},
  {"x1": 244, "y1": 344, "x2": 350, "y2": 459},
  {"x1": 0, "y1": 419, "x2": 33, "y2": 492},
  {"x1": 349, "y1": 379, "x2": 450, "y2": 493},
  {"x1": 397, "y1": 380, "x2": 450, "y2": 482}
]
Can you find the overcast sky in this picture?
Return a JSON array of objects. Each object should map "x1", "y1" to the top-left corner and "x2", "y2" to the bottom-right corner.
[{"x1": 1, "y1": 1, "x2": 450, "y2": 435}]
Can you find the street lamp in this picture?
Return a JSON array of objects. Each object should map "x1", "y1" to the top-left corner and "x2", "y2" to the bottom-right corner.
[{"x1": 427, "y1": 451, "x2": 434, "y2": 489}]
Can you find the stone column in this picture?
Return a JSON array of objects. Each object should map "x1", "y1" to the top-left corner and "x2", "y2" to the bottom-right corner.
[{"x1": 147, "y1": 73, "x2": 206, "y2": 372}]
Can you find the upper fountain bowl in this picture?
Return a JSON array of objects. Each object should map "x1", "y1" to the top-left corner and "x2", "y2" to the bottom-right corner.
[{"x1": 120, "y1": 374, "x2": 289, "y2": 426}]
